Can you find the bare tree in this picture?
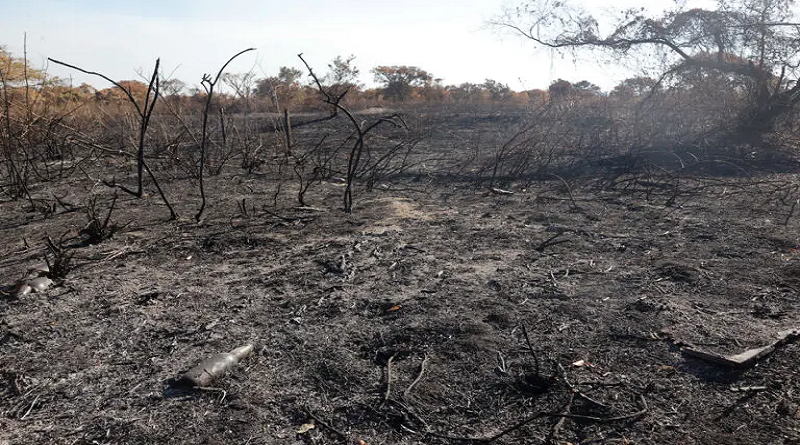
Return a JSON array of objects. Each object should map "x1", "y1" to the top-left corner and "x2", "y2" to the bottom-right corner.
[
  {"x1": 494, "y1": 0, "x2": 800, "y2": 143},
  {"x1": 222, "y1": 71, "x2": 257, "y2": 113},
  {"x1": 48, "y1": 57, "x2": 178, "y2": 220},
  {"x1": 299, "y1": 54, "x2": 405, "y2": 213},
  {"x1": 195, "y1": 48, "x2": 256, "y2": 221}
]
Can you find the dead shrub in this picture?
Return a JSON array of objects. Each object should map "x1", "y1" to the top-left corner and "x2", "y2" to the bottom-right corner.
[{"x1": 79, "y1": 192, "x2": 121, "y2": 245}]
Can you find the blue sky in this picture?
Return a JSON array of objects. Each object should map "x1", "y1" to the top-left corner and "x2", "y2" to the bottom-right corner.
[{"x1": 3, "y1": 0, "x2": 692, "y2": 92}]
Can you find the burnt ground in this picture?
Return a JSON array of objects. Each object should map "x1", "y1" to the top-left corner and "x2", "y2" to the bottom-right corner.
[{"x1": 1, "y1": 117, "x2": 800, "y2": 444}]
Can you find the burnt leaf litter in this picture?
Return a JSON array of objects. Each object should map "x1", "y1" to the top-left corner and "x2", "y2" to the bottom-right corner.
[{"x1": 1, "y1": 111, "x2": 800, "y2": 444}]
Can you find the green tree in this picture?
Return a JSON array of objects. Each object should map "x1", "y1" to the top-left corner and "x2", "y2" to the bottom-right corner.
[
  {"x1": 326, "y1": 55, "x2": 360, "y2": 87},
  {"x1": 372, "y1": 65, "x2": 432, "y2": 101},
  {"x1": 573, "y1": 80, "x2": 602, "y2": 97},
  {"x1": 610, "y1": 77, "x2": 659, "y2": 99},
  {"x1": 482, "y1": 79, "x2": 512, "y2": 101},
  {"x1": 256, "y1": 66, "x2": 304, "y2": 107},
  {"x1": 278, "y1": 66, "x2": 302, "y2": 84},
  {"x1": 323, "y1": 55, "x2": 361, "y2": 99},
  {"x1": 548, "y1": 79, "x2": 575, "y2": 102},
  {"x1": 0, "y1": 46, "x2": 46, "y2": 88}
]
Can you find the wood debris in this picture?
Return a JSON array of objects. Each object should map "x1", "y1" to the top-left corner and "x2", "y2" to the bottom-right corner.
[{"x1": 681, "y1": 328, "x2": 799, "y2": 368}]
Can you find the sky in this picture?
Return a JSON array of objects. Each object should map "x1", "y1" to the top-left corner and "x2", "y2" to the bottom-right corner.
[{"x1": 2, "y1": 0, "x2": 707, "y2": 93}]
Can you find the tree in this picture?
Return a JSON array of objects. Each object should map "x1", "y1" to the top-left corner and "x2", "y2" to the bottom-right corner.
[
  {"x1": 495, "y1": 0, "x2": 800, "y2": 142},
  {"x1": 43, "y1": 82, "x2": 96, "y2": 103},
  {"x1": 610, "y1": 77, "x2": 660, "y2": 98},
  {"x1": 372, "y1": 66, "x2": 432, "y2": 101},
  {"x1": 525, "y1": 88, "x2": 548, "y2": 103},
  {"x1": 278, "y1": 66, "x2": 302, "y2": 84},
  {"x1": 315, "y1": 55, "x2": 362, "y2": 101},
  {"x1": 96, "y1": 80, "x2": 149, "y2": 101},
  {"x1": 548, "y1": 79, "x2": 575, "y2": 102},
  {"x1": 326, "y1": 55, "x2": 361, "y2": 88},
  {"x1": 194, "y1": 48, "x2": 256, "y2": 221},
  {"x1": 423, "y1": 78, "x2": 447, "y2": 103},
  {"x1": 160, "y1": 78, "x2": 186, "y2": 96},
  {"x1": 0, "y1": 46, "x2": 46, "y2": 88},
  {"x1": 573, "y1": 80, "x2": 602, "y2": 97},
  {"x1": 256, "y1": 66, "x2": 305, "y2": 107},
  {"x1": 482, "y1": 79, "x2": 512, "y2": 101},
  {"x1": 49, "y1": 57, "x2": 178, "y2": 219},
  {"x1": 221, "y1": 71, "x2": 257, "y2": 112},
  {"x1": 448, "y1": 82, "x2": 483, "y2": 104}
]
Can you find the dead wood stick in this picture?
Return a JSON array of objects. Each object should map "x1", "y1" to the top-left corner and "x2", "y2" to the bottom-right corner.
[
  {"x1": 548, "y1": 173, "x2": 579, "y2": 210},
  {"x1": 403, "y1": 353, "x2": 429, "y2": 399},
  {"x1": 425, "y1": 394, "x2": 648, "y2": 444},
  {"x1": 384, "y1": 354, "x2": 397, "y2": 403},
  {"x1": 263, "y1": 209, "x2": 317, "y2": 223},
  {"x1": 730, "y1": 385, "x2": 767, "y2": 392},
  {"x1": 550, "y1": 394, "x2": 649, "y2": 423},
  {"x1": 303, "y1": 406, "x2": 350, "y2": 443},
  {"x1": 488, "y1": 395, "x2": 647, "y2": 443},
  {"x1": 386, "y1": 398, "x2": 432, "y2": 433},
  {"x1": 557, "y1": 363, "x2": 611, "y2": 409},
  {"x1": 521, "y1": 324, "x2": 540, "y2": 377},
  {"x1": 573, "y1": 389, "x2": 611, "y2": 409},
  {"x1": 681, "y1": 327, "x2": 799, "y2": 368},
  {"x1": 547, "y1": 392, "x2": 575, "y2": 444},
  {"x1": 490, "y1": 187, "x2": 514, "y2": 195},
  {"x1": 20, "y1": 393, "x2": 41, "y2": 420},
  {"x1": 535, "y1": 230, "x2": 568, "y2": 252}
]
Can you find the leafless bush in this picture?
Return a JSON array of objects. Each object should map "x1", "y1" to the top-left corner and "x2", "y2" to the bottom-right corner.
[
  {"x1": 479, "y1": 73, "x2": 763, "y2": 191},
  {"x1": 292, "y1": 134, "x2": 330, "y2": 206},
  {"x1": 80, "y1": 192, "x2": 121, "y2": 245},
  {"x1": 44, "y1": 234, "x2": 72, "y2": 280},
  {"x1": 1, "y1": 45, "x2": 85, "y2": 205},
  {"x1": 300, "y1": 54, "x2": 414, "y2": 212},
  {"x1": 481, "y1": 103, "x2": 575, "y2": 185},
  {"x1": 192, "y1": 48, "x2": 255, "y2": 221},
  {"x1": 48, "y1": 57, "x2": 178, "y2": 220}
]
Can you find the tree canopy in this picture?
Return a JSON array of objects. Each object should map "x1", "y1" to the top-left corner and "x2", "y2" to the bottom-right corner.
[
  {"x1": 255, "y1": 66, "x2": 305, "y2": 106},
  {"x1": 372, "y1": 65, "x2": 433, "y2": 101},
  {"x1": 495, "y1": 0, "x2": 800, "y2": 140},
  {"x1": 326, "y1": 55, "x2": 360, "y2": 88},
  {"x1": 0, "y1": 46, "x2": 46, "y2": 88}
]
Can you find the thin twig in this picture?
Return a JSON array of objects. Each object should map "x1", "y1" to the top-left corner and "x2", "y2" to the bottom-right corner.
[
  {"x1": 424, "y1": 394, "x2": 648, "y2": 443},
  {"x1": 521, "y1": 324, "x2": 540, "y2": 377},
  {"x1": 547, "y1": 392, "x2": 575, "y2": 444},
  {"x1": 303, "y1": 406, "x2": 350, "y2": 442},
  {"x1": 20, "y1": 393, "x2": 41, "y2": 420},
  {"x1": 558, "y1": 363, "x2": 611, "y2": 409},
  {"x1": 548, "y1": 173, "x2": 580, "y2": 211},
  {"x1": 403, "y1": 353, "x2": 429, "y2": 399},
  {"x1": 480, "y1": 411, "x2": 547, "y2": 443},
  {"x1": 535, "y1": 230, "x2": 568, "y2": 252},
  {"x1": 193, "y1": 386, "x2": 227, "y2": 403},
  {"x1": 384, "y1": 353, "x2": 397, "y2": 403}
]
